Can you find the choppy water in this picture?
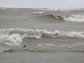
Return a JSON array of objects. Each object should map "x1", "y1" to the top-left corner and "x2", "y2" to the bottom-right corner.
[{"x1": 0, "y1": 8, "x2": 84, "y2": 63}]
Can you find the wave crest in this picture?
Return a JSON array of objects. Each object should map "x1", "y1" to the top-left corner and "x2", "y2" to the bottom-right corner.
[
  {"x1": 42, "y1": 14, "x2": 84, "y2": 22},
  {"x1": 0, "y1": 28, "x2": 84, "y2": 45},
  {"x1": 64, "y1": 14, "x2": 84, "y2": 22}
]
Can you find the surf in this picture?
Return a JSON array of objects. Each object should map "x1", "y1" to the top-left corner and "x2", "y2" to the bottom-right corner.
[
  {"x1": 0, "y1": 28, "x2": 84, "y2": 46},
  {"x1": 41, "y1": 14, "x2": 84, "y2": 22}
]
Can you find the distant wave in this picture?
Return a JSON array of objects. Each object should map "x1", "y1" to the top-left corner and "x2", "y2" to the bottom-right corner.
[
  {"x1": 42, "y1": 14, "x2": 84, "y2": 22},
  {"x1": 33, "y1": 11, "x2": 45, "y2": 14},
  {"x1": 0, "y1": 28, "x2": 84, "y2": 46},
  {"x1": 0, "y1": 8, "x2": 84, "y2": 22},
  {"x1": 0, "y1": 8, "x2": 84, "y2": 12},
  {"x1": 32, "y1": 8, "x2": 84, "y2": 12},
  {"x1": 42, "y1": 14, "x2": 64, "y2": 20}
]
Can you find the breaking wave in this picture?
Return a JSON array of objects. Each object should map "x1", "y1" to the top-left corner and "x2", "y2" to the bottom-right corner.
[
  {"x1": 42, "y1": 14, "x2": 84, "y2": 22},
  {"x1": 0, "y1": 28, "x2": 84, "y2": 46},
  {"x1": 33, "y1": 11, "x2": 45, "y2": 14},
  {"x1": 64, "y1": 14, "x2": 84, "y2": 22}
]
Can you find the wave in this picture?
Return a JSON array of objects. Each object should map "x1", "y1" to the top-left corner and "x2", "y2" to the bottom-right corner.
[
  {"x1": 64, "y1": 14, "x2": 84, "y2": 22},
  {"x1": 0, "y1": 47, "x2": 13, "y2": 52},
  {"x1": 33, "y1": 11, "x2": 45, "y2": 14},
  {"x1": 31, "y1": 8, "x2": 84, "y2": 12},
  {"x1": 42, "y1": 14, "x2": 84, "y2": 22},
  {"x1": 0, "y1": 28, "x2": 84, "y2": 46},
  {"x1": 1, "y1": 47, "x2": 84, "y2": 53},
  {"x1": 42, "y1": 14, "x2": 64, "y2": 20}
]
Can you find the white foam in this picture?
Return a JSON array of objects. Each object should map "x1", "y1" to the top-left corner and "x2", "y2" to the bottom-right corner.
[
  {"x1": 38, "y1": 43, "x2": 53, "y2": 48},
  {"x1": 45, "y1": 8, "x2": 84, "y2": 12},
  {"x1": 64, "y1": 14, "x2": 84, "y2": 22},
  {"x1": 0, "y1": 28, "x2": 84, "y2": 46},
  {"x1": 33, "y1": 11, "x2": 44, "y2": 14},
  {"x1": 0, "y1": 34, "x2": 23, "y2": 46}
]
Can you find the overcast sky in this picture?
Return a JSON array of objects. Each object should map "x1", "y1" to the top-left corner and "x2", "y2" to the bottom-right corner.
[{"x1": 0, "y1": 0, "x2": 84, "y2": 8}]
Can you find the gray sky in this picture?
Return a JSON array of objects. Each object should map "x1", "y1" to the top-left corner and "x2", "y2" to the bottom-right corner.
[{"x1": 0, "y1": 0, "x2": 84, "y2": 8}]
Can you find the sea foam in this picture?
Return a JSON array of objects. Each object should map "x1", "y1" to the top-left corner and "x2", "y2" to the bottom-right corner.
[
  {"x1": 0, "y1": 28, "x2": 84, "y2": 46},
  {"x1": 64, "y1": 14, "x2": 84, "y2": 22},
  {"x1": 42, "y1": 14, "x2": 84, "y2": 22}
]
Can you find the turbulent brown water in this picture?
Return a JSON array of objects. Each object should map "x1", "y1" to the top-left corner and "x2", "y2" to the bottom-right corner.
[{"x1": 0, "y1": 8, "x2": 84, "y2": 63}]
